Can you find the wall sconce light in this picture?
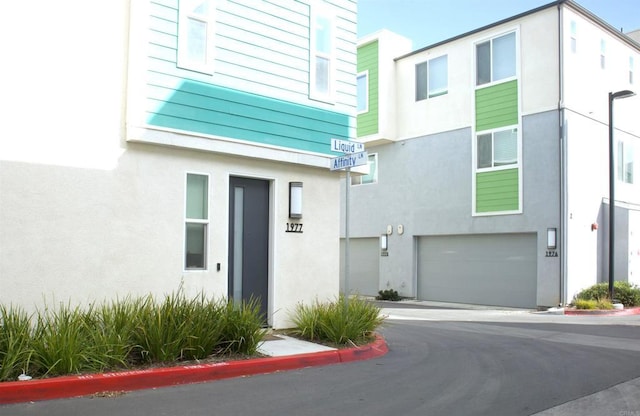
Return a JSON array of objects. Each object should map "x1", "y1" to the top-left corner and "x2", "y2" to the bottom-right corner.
[
  {"x1": 289, "y1": 182, "x2": 303, "y2": 219},
  {"x1": 547, "y1": 228, "x2": 557, "y2": 249},
  {"x1": 380, "y1": 234, "x2": 388, "y2": 251}
]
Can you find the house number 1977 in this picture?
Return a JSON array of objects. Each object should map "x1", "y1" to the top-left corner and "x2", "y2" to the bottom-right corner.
[{"x1": 286, "y1": 223, "x2": 303, "y2": 233}]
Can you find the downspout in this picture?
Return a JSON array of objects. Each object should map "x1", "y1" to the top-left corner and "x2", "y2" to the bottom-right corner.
[{"x1": 558, "y1": 2, "x2": 568, "y2": 306}]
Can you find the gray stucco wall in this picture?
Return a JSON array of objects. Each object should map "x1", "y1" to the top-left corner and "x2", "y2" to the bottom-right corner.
[{"x1": 340, "y1": 110, "x2": 562, "y2": 307}]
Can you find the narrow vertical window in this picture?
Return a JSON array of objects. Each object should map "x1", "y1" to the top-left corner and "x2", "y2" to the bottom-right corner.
[
  {"x1": 357, "y1": 71, "x2": 369, "y2": 113},
  {"x1": 416, "y1": 61, "x2": 429, "y2": 101},
  {"x1": 630, "y1": 56, "x2": 634, "y2": 85},
  {"x1": 600, "y1": 39, "x2": 606, "y2": 69},
  {"x1": 570, "y1": 21, "x2": 577, "y2": 53},
  {"x1": 185, "y1": 173, "x2": 209, "y2": 269},
  {"x1": 618, "y1": 141, "x2": 634, "y2": 184},
  {"x1": 310, "y1": 6, "x2": 335, "y2": 102},
  {"x1": 178, "y1": 0, "x2": 215, "y2": 74}
]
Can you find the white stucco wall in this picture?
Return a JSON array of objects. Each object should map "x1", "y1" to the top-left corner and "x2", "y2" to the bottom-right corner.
[{"x1": 0, "y1": 0, "x2": 342, "y2": 329}]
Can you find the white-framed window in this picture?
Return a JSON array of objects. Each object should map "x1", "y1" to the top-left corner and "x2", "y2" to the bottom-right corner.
[
  {"x1": 310, "y1": 5, "x2": 335, "y2": 102},
  {"x1": 570, "y1": 20, "x2": 577, "y2": 53},
  {"x1": 416, "y1": 54, "x2": 448, "y2": 100},
  {"x1": 618, "y1": 140, "x2": 634, "y2": 184},
  {"x1": 357, "y1": 71, "x2": 369, "y2": 113},
  {"x1": 476, "y1": 31, "x2": 516, "y2": 86},
  {"x1": 600, "y1": 39, "x2": 606, "y2": 70},
  {"x1": 351, "y1": 153, "x2": 378, "y2": 185},
  {"x1": 476, "y1": 127, "x2": 518, "y2": 170},
  {"x1": 177, "y1": 0, "x2": 215, "y2": 74},
  {"x1": 185, "y1": 173, "x2": 209, "y2": 270},
  {"x1": 630, "y1": 56, "x2": 635, "y2": 85}
]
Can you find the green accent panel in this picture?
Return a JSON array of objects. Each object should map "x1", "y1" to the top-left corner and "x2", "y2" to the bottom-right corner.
[
  {"x1": 357, "y1": 41, "x2": 379, "y2": 137},
  {"x1": 476, "y1": 168, "x2": 519, "y2": 213},
  {"x1": 475, "y1": 80, "x2": 518, "y2": 131},
  {"x1": 147, "y1": 80, "x2": 350, "y2": 155}
]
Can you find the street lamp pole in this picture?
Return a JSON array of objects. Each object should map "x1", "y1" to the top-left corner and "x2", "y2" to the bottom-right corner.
[{"x1": 608, "y1": 89, "x2": 635, "y2": 301}]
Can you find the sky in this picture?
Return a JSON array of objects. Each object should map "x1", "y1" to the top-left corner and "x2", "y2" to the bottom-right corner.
[{"x1": 357, "y1": 0, "x2": 640, "y2": 49}]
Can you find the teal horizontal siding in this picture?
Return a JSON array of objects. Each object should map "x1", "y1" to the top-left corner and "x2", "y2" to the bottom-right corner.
[{"x1": 147, "y1": 80, "x2": 350, "y2": 155}]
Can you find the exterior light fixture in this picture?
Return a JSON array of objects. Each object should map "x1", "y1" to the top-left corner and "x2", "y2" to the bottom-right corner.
[
  {"x1": 289, "y1": 182, "x2": 303, "y2": 219},
  {"x1": 380, "y1": 234, "x2": 388, "y2": 251},
  {"x1": 547, "y1": 228, "x2": 557, "y2": 249},
  {"x1": 608, "y1": 90, "x2": 635, "y2": 300}
]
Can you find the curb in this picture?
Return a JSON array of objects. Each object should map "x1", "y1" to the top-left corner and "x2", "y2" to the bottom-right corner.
[
  {"x1": 564, "y1": 306, "x2": 640, "y2": 316},
  {"x1": 0, "y1": 335, "x2": 388, "y2": 405}
]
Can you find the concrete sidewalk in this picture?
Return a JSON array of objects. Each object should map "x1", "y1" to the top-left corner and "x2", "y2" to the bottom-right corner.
[{"x1": 0, "y1": 335, "x2": 387, "y2": 405}]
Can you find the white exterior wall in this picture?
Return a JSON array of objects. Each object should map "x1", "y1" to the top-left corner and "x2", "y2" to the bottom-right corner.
[
  {"x1": 562, "y1": 5, "x2": 640, "y2": 300},
  {"x1": 0, "y1": 0, "x2": 344, "y2": 328}
]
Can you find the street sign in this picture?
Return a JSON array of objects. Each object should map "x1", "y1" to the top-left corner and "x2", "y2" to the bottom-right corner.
[
  {"x1": 331, "y1": 138, "x2": 365, "y2": 154},
  {"x1": 330, "y1": 151, "x2": 368, "y2": 171}
]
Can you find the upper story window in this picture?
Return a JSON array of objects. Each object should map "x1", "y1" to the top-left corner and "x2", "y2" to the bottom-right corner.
[
  {"x1": 618, "y1": 140, "x2": 634, "y2": 184},
  {"x1": 476, "y1": 32, "x2": 516, "y2": 86},
  {"x1": 416, "y1": 55, "x2": 448, "y2": 100},
  {"x1": 600, "y1": 39, "x2": 606, "y2": 69},
  {"x1": 178, "y1": 0, "x2": 215, "y2": 74},
  {"x1": 310, "y1": 5, "x2": 336, "y2": 102},
  {"x1": 630, "y1": 56, "x2": 635, "y2": 85},
  {"x1": 357, "y1": 71, "x2": 369, "y2": 113},
  {"x1": 570, "y1": 21, "x2": 577, "y2": 53},
  {"x1": 477, "y1": 127, "x2": 518, "y2": 170},
  {"x1": 351, "y1": 153, "x2": 378, "y2": 185}
]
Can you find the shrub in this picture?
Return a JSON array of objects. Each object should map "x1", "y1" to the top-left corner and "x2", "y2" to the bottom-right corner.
[
  {"x1": 574, "y1": 298, "x2": 613, "y2": 310},
  {"x1": 0, "y1": 305, "x2": 32, "y2": 381},
  {"x1": 376, "y1": 289, "x2": 401, "y2": 301},
  {"x1": 292, "y1": 296, "x2": 384, "y2": 346},
  {"x1": 574, "y1": 282, "x2": 640, "y2": 307},
  {"x1": 219, "y1": 298, "x2": 266, "y2": 355}
]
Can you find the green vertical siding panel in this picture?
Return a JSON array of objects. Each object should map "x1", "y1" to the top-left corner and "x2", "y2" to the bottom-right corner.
[
  {"x1": 476, "y1": 168, "x2": 519, "y2": 212},
  {"x1": 357, "y1": 41, "x2": 379, "y2": 137},
  {"x1": 475, "y1": 80, "x2": 518, "y2": 131}
]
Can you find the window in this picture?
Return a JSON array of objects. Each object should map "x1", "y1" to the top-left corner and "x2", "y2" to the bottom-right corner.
[
  {"x1": 178, "y1": 0, "x2": 215, "y2": 74},
  {"x1": 185, "y1": 173, "x2": 209, "y2": 269},
  {"x1": 351, "y1": 154, "x2": 378, "y2": 185},
  {"x1": 416, "y1": 55, "x2": 448, "y2": 100},
  {"x1": 310, "y1": 6, "x2": 335, "y2": 101},
  {"x1": 570, "y1": 21, "x2": 577, "y2": 53},
  {"x1": 600, "y1": 39, "x2": 606, "y2": 69},
  {"x1": 476, "y1": 32, "x2": 516, "y2": 86},
  {"x1": 357, "y1": 71, "x2": 368, "y2": 113},
  {"x1": 477, "y1": 128, "x2": 518, "y2": 169},
  {"x1": 630, "y1": 56, "x2": 635, "y2": 85},
  {"x1": 618, "y1": 141, "x2": 634, "y2": 184}
]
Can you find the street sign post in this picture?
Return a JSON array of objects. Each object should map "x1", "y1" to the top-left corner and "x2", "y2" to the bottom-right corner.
[{"x1": 329, "y1": 139, "x2": 366, "y2": 311}]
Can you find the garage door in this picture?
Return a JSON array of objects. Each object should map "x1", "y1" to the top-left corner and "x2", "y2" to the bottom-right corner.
[
  {"x1": 340, "y1": 237, "x2": 379, "y2": 297},
  {"x1": 417, "y1": 233, "x2": 537, "y2": 308}
]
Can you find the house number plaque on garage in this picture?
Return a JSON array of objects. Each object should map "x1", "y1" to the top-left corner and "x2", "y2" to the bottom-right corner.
[
  {"x1": 286, "y1": 223, "x2": 303, "y2": 233},
  {"x1": 545, "y1": 250, "x2": 558, "y2": 257}
]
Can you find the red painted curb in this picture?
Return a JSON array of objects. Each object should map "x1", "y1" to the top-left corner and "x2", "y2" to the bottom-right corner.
[
  {"x1": 564, "y1": 306, "x2": 640, "y2": 316},
  {"x1": 0, "y1": 335, "x2": 387, "y2": 405}
]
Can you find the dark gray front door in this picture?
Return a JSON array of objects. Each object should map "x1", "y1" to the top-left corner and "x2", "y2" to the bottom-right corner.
[{"x1": 228, "y1": 177, "x2": 269, "y2": 321}]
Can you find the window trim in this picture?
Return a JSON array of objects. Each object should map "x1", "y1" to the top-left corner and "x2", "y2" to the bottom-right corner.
[
  {"x1": 475, "y1": 30, "x2": 518, "y2": 87},
  {"x1": 184, "y1": 172, "x2": 210, "y2": 271},
  {"x1": 177, "y1": 0, "x2": 216, "y2": 75},
  {"x1": 309, "y1": 4, "x2": 336, "y2": 103},
  {"x1": 475, "y1": 126, "x2": 520, "y2": 172},
  {"x1": 351, "y1": 153, "x2": 378, "y2": 186},
  {"x1": 416, "y1": 54, "x2": 448, "y2": 101},
  {"x1": 357, "y1": 70, "x2": 369, "y2": 114}
]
